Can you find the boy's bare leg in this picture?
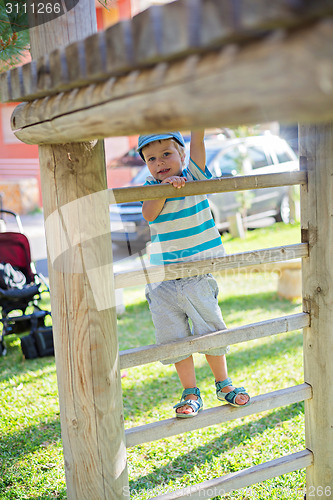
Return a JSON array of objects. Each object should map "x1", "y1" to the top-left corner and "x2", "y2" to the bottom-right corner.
[
  {"x1": 174, "y1": 356, "x2": 198, "y2": 415},
  {"x1": 206, "y1": 354, "x2": 249, "y2": 405}
]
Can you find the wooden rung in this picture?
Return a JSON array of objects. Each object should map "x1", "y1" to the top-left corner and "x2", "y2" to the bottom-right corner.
[
  {"x1": 125, "y1": 384, "x2": 312, "y2": 448},
  {"x1": 149, "y1": 449, "x2": 313, "y2": 499},
  {"x1": 1, "y1": 0, "x2": 332, "y2": 103},
  {"x1": 120, "y1": 313, "x2": 309, "y2": 370},
  {"x1": 115, "y1": 243, "x2": 308, "y2": 289},
  {"x1": 111, "y1": 171, "x2": 307, "y2": 205}
]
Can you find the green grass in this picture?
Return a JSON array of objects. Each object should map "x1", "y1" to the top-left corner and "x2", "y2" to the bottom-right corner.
[
  {"x1": 0, "y1": 223, "x2": 307, "y2": 499},
  {"x1": 221, "y1": 222, "x2": 301, "y2": 253}
]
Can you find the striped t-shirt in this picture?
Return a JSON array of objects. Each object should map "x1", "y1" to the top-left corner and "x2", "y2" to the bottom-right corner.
[{"x1": 143, "y1": 158, "x2": 226, "y2": 266}]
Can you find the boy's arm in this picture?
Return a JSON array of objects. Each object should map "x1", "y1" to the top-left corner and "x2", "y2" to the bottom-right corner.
[
  {"x1": 190, "y1": 130, "x2": 205, "y2": 171},
  {"x1": 142, "y1": 198, "x2": 166, "y2": 222},
  {"x1": 142, "y1": 176, "x2": 186, "y2": 222}
]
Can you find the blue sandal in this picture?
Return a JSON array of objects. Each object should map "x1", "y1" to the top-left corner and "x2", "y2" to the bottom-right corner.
[
  {"x1": 215, "y1": 377, "x2": 250, "y2": 407},
  {"x1": 173, "y1": 387, "x2": 203, "y2": 418}
]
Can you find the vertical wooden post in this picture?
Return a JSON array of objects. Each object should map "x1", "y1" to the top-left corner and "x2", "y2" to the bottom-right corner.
[
  {"x1": 299, "y1": 123, "x2": 333, "y2": 499},
  {"x1": 28, "y1": 3, "x2": 129, "y2": 499}
]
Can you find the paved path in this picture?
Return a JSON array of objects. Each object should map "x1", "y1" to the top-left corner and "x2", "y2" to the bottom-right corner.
[{"x1": 4, "y1": 212, "x2": 145, "y2": 279}]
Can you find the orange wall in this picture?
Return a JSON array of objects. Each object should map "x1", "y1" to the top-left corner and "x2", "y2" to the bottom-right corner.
[
  {"x1": 0, "y1": 0, "x2": 134, "y2": 211},
  {"x1": 0, "y1": 104, "x2": 39, "y2": 159},
  {"x1": 98, "y1": 0, "x2": 131, "y2": 27},
  {"x1": 118, "y1": 0, "x2": 132, "y2": 19}
]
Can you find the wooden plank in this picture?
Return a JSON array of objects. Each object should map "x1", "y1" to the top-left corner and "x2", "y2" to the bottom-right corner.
[
  {"x1": 120, "y1": 313, "x2": 309, "y2": 369},
  {"x1": 29, "y1": 3, "x2": 129, "y2": 499},
  {"x1": 125, "y1": 384, "x2": 312, "y2": 448},
  {"x1": 299, "y1": 123, "x2": 333, "y2": 498},
  {"x1": 217, "y1": 259, "x2": 302, "y2": 278},
  {"x1": 8, "y1": 20, "x2": 333, "y2": 144},
  {"x1": 114, "y1": 243, "x2": 308, "y2": 289},
  {"x1": 110, "y1": 171, "x2": 307, "y2": 204},
  {"x1": 150, "y1": 450, "x2": 313, "y2": 499},
  {"x1": 1, "y1": 0, "x2": 333, "y2": 102},
  {"x1": 40, "y1": 149, "x2": 130, "y2": 500}
]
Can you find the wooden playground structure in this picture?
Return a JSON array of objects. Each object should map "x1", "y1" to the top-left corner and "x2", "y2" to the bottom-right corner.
[{"x1": 1, "y1": 0, "x2": 332, "y2": 498}]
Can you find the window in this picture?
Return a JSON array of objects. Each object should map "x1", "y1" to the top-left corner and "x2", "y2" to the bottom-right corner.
[
  {"x1": 246, "y1": 145, "x2": 270, "y2": 169},
  {"x1": 216, "y1": 146, "x2": 243, "y2": 176},
  {"x1": 274, "y1": 143, "x2": 294, "y2": 163}
]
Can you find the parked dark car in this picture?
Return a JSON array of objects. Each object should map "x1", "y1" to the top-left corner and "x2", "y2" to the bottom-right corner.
[
  {"x1": 108, "y1": 147, "x2": 145, "y2": 169},
  {"x1": 109, "y1": 134, "x2": 298, "y2": 253}
]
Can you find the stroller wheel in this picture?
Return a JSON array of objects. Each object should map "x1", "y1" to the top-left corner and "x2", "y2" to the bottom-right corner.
[{"x1": 21, "y1": 334, "x2": 38, "y2": 359}]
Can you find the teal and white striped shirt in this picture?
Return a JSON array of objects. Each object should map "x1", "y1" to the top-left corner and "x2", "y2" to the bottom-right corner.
[{"x1": 144, "y1": 158, "x2": 226, "y2": 266}]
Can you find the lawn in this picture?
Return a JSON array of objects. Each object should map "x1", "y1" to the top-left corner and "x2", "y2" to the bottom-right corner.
[{"x1": 0, "y1": 223, "x2": 307, "y2": 499}]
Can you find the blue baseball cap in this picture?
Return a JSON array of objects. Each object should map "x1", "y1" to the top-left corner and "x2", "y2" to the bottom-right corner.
[{"x1": 137, "y1": 132, "x2": 185, "y2": 160}]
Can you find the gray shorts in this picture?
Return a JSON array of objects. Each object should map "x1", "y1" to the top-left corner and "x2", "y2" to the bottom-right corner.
[{"x1": 145, "y1": 274, "x2": 228, "y2": 365}]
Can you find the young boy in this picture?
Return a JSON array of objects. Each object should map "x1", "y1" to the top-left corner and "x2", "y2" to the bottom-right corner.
[{"x1": 138, "y1": 130, "x2": 250, "y2": 417}]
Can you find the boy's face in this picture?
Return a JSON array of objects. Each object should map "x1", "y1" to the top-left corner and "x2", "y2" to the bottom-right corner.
[{"x1": 142, "y1": 139, "x2": 184, "y2": 182}]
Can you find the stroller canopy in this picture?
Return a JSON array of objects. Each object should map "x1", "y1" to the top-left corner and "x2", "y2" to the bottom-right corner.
[{"x1": 0, "y1": 232, "x2": 35, "y2": 283}]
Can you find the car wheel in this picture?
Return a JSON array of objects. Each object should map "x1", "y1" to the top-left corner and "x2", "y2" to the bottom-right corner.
[
  {"x1": 113, "y1": 239, "x2": 147, "y2": 256},
  {"x1": 275, "y1": 195, "x2": 290, "y2": 224}
]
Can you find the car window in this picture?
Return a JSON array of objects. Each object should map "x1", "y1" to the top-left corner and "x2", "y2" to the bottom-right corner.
[
  {"x1": 274, "y1": 142, "x2": 295, "y2": 163},
  {"x1": 246, "y1": 145, "x2": 271, "y2": 169},
  {"x1": 212, "y1": 146, "x2": 243, "y2": 176}
]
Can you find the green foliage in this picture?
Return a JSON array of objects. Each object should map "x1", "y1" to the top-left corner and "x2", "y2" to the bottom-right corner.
[
  {"x1": 0, "y1": 2, "x2": 30, "y2": 69},
  {"x1": 227, "y1": 125, "x2": 261, "y2": 222},
  {"x1": 0, "y1": 0, "x2": 112, "y2": 70},
  {"x1": 232, "y1": 125, "x2": 262, "y2": 138},
  {"x1": 233, "y1": 144, "x2": 255, "y2": 219}
]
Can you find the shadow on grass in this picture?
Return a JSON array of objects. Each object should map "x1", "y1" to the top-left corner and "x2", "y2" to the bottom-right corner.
[
  {"x1": 120, "y1": 288, "x2": 301, "y2": 351},
  {"x1": 26, "y1": 493, "x2": 67, "y2": 500},
  {"x1": 0, "y1": 416, "x2": 61, "y2": 466},
  {"x1": 127, "y1": 402, "x2": 304, "y2": 495},
  {"x1": 122, "y1": 330, "x2": 303, "y2": 419},
  {"x1": 123, "y1": 288, "x2": 301, "y2": 318},
  {"x1": 2, "y1": 483, "x2": 67, "y2": 500},
  {"x1": 0, "y1": 417, "x2": 63, "y2": 499},
  {"x1": 0, "y1": 336, "x2": 56, "y2": 385}
]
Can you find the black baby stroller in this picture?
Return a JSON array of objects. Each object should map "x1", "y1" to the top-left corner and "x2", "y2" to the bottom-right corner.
[{"x1": 0, "y1": 209, "x2": 53, "y2": 358}]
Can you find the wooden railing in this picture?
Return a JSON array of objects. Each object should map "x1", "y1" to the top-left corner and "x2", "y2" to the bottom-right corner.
[
  {"x1": 113, "y1": 169, "x2": 312, "y2": 498},
  {"x1": 2, "y1": 0, "x2": 332, "y2": 498},
  {"x1": 120, "y1": 313, "x2": 309, "y2": 369}
]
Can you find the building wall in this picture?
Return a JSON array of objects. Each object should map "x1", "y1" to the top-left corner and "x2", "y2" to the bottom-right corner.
[
  {"x1": 0, "y1": 0, "x2": 134, "y2": 212},
  {"x1": 0, "y1": 103, "x2": 41, "y2": 213},
  {"x1": 131, "y1": 0, "x2": 173, "y2": 15}
]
